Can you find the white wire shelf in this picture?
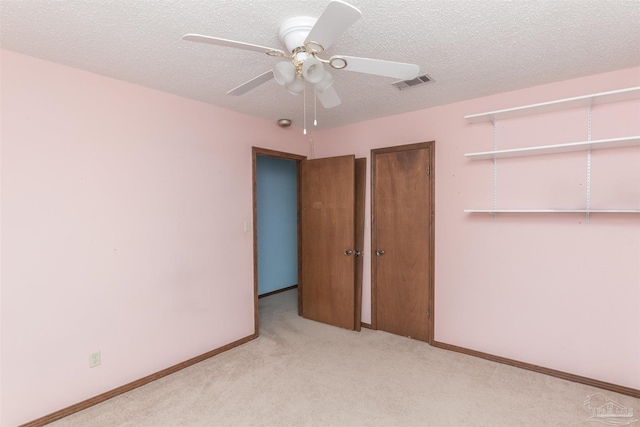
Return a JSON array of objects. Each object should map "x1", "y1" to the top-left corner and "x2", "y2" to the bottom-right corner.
[
  {"x1": 465, "y1": 136, "x2": 640, "y2": 160},
  {"x1": 464, "y1": 86, "x2": 640, "y2": 124},
  {"x1": 465, "y1": 209, "x2": 640, "y2": 213}
]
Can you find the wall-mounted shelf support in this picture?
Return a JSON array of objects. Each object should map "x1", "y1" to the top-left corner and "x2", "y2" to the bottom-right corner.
[
  {"x1": 586, "y1": 102, "x2": 592, "y2": 224},
  {"x1": 464, "y1": 136, "x2": 640, "y2": 160},
  {"x1": 465, "y1": 209, "x2": 640, "y2": 214},
  {"x1": 492, "y1": 119, "x2": 497, "y2": 221},
  {"x1": 464, "y1": 86, "x2": 640, "y2": 123},
  {"x1": 464, "y1": 86, "x2": 640, "y2": 219}
]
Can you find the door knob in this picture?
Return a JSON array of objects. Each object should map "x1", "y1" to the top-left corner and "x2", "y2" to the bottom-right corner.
[
  {"x1": 344, "y1": 250, "x2": 354, "y2": 256},
  {"x1": 354, "y1": 250, "x2": 361, "y2": 257},
  {"x1": 375, "y1": 250, "x2": 385, "y2": 256}
]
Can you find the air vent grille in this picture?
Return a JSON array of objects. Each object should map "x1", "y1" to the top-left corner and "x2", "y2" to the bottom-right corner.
[{"x1": 392, "y1": 74, "x2": 433, "y2": 90}]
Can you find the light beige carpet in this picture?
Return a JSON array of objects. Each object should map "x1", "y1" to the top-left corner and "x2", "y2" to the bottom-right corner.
[{"x1": 49, "y1": 289, "x2": 638, "y2": 426}]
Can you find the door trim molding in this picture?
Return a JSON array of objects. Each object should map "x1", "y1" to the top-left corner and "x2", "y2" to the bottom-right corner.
[
  {"x1": 370, "y1": 141, "x2": 435, "y2": 343},
  {"x1": 354, "y1": 158, "x2": 367, "y2": 332},
  {"x1": 252, "y1": 147, "x2": 306, "y2": 334}
]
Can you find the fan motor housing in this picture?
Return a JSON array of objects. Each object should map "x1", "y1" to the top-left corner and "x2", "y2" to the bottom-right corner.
[{"x1": 278, "y1": 16, "x2": 317, "y2": 53}]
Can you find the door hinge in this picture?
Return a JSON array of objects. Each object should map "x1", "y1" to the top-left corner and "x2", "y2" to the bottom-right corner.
[
  {"x1": 427, "y1": 308, "x2": 431, "y2": 317},
  {"x1": 427, "y1": 165, "x2": 430, "y2": 176}
]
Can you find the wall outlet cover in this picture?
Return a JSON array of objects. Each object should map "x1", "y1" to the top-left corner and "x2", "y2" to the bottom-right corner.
[{"x1": 89, "y1": 351, "x2": 101, "y2": 368}]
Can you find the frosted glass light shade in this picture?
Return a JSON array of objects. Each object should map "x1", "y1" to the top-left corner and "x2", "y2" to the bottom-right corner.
[
  {"x1": 302, "y1": 56, "x2": 325, "y2": 84},
  {"x1": 273, "y1": 61, "x2": 296, "y2": 86},
  {"x1": 286, "y1": 76, "x2": 305, "y2": 95}
]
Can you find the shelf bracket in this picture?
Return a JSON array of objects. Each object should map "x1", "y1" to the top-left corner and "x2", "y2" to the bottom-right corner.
[
  {"x1": 586, "y1": 101, "x2": 592, "y2": 224},
  {"x1": 492, "y1": 118, "x2": 498, "y2": 222}
]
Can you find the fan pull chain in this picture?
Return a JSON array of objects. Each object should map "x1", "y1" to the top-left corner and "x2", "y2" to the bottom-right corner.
[
  {"x1": 314, "y1": 90, "x2": 318, "y2": 126},
  {"x1": 303, "y1": 81, "x2": 307, "y2": 135}
]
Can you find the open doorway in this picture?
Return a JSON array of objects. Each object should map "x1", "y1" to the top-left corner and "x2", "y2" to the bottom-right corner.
[
  {"x1": 252, "y1": 148, "x2": 366, "y2": 336},
  {"x1": 252, "y1": 147, "x2": 306, "y2": 335},
  {"x1": 256, "y1": 155, "x2": 297, "y2": 296}
]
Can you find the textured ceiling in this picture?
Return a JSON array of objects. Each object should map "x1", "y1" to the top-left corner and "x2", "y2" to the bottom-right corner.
[{"x1": 2, "y1": 0, "x2": 639, "y2": 130}]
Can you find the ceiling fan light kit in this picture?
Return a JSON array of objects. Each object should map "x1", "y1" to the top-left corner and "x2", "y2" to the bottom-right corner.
[
  {"x1": 286, "y1": 76, "x2": 305, "y2": 95},
  {"x1": 301, "y1": 56, "x2": 325, "y2": 84},
  {"x1": 273, "y1": 61, "x2": 296, "y2": 86},
  {"x1": 183, "y1": 0, "x2": 421, "y2": 129}
]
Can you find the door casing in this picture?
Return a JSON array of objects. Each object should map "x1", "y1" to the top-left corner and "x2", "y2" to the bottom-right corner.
[
  {"x1": 253, "y1": 149, "x2": 365, "y2": 335},
  {"x1": 252, "y1": 147, "x2": 306, "y2": 335}
]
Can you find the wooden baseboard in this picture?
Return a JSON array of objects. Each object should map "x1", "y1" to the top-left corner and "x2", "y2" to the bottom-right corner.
[
  {"x1": 360, "y1": 322, "x2": 373, "y2": 329},
  {"x1": 432, "y1": 340, "x2": 640, "y2": 398},
  {"x1": 21, "y1": 334, "x2": 258, "y2": 427},
  {"x1": 258, "y1": 284, "x2": 298, "y2": 299}
]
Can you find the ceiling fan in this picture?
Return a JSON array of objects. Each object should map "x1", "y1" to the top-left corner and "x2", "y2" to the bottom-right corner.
[{"x1": 183, "y1": 0, "x2": 420, "y2": 109}]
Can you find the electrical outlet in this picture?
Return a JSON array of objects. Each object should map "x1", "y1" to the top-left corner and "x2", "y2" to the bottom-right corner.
[{"x1": 89, "y1": 351, "x2": 101, "y2": 368}]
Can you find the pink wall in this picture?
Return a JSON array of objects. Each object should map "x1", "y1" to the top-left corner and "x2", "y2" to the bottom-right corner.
[
  {"x1": 2, "y1": 48, "x2": 638, "y2": 425},
  {"x1": 313, "y1": 67, "x2": 640, "y2": 390},
  {"x1": 0, "y1": 49, "x2": 308, "y2": 426}
]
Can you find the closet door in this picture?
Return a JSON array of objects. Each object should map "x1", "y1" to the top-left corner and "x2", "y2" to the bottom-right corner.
[
  {"x1": 372, "y1": 144, "x2": 433, "y2": 342},
  {"x1": 300, "y1": 155, "x2": 356, "y2": 330}
]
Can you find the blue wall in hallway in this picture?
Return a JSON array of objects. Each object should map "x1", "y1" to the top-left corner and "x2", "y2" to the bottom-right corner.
[{"x1": 256, "y1": 156, "x2": 298, "y2": 295}]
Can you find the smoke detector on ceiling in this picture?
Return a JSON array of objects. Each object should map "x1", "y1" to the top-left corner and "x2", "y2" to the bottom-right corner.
[{"x1": 392, "y1": 73, "x2": 433, "y2": 90}]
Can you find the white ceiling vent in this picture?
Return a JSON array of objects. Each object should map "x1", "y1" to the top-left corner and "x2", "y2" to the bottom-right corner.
[{"x1": 392, "y1": 74, "x2": 433, "y2": 90}]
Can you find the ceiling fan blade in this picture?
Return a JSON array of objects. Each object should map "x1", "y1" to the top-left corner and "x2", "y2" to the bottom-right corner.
[
  {"x1": 183, "y1": 34, "x2": 285, "y2": 57},
  {"x1": 227, "y1": 70, "x2": 274, "y2": 96},
  {"x1": 304, "y1": 1, "x2": 362, "y2": 51},
  {"x1": 337, "y1": 56, "x2": 420, "y2": 80},
  {"x1": 316, "y1": 86, "x2": 342, "y2": 108}
]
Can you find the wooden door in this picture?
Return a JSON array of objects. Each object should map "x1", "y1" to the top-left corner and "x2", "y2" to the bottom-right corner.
[
  {"x1": 372, "y1": 143, "x2": 434, "y2": 342},
  {"x1": 300, "y1": 155, "x2": 356, "y2": 330},
  {"x1": 354, "y1": 158, "x2": 366, "y2": 331}
]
